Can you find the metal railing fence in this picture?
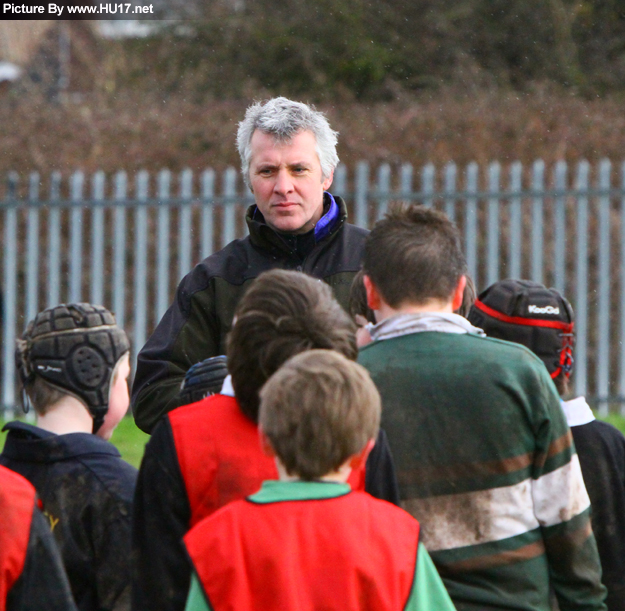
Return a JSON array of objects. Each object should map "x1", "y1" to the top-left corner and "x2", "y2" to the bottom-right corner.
[{"x1": 1, "y1": 159, "x2": 624, "y2": 416}]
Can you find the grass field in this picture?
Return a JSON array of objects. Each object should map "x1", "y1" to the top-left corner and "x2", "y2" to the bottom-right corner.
[{"x1": 2, "y1": 411, "x2": 625, "y2": 470}]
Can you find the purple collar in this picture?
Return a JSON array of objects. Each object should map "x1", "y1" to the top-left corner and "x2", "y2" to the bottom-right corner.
[
  {"x1": 251, "y1": 192, "x2": 340, "y2": 243},
  {"x1": 314, "y1": 192, "x2": 340, "y2": 242}
]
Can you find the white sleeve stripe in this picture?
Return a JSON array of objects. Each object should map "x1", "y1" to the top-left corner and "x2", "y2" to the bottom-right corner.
[
  {"x1": 401, "y1": 455, "x2": 590, "y2": 552},
  {"x1": 531, "y1": 453, "x2": 590, "y2": 527},
  {"x1": 403, "y1": 479, "x2": 540, "y2": 551}
]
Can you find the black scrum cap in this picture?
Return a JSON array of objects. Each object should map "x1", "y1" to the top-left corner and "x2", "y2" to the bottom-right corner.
[
  {"x1": 467, "y1": 279, "x2": 574, "y2": 379},
  {"x1": 16, "y1": 303, "x2": 129, "y2": 433}
]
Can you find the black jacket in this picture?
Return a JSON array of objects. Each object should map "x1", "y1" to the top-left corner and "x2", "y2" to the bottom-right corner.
[
  {"x1": 131, "y1": 412, "x2": 399, "y2": 611},
  {"x1": 572, "y1": 420, "x2": 625, "y2": 611},
  {"x1": 131, "y1": 195, "x2": 368, "y2": 433},
  {"x1": 0, "y1": 421, "x2": 137, "y2": 611},
  {"x1": 7, "y1": 504, "x2": 78, "y2": 611}
]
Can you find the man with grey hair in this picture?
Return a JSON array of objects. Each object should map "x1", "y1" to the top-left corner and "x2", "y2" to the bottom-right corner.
[{"x1": 132, "y1": 97, "x2": 369, "y2": 432}]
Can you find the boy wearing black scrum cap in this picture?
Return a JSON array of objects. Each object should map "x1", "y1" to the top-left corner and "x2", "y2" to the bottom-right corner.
[
  {"x1": 0, "y1": 303, "x2": 136, "y2": 611},
  {"x1": 469, "y1": 279, "x2": 625, "y2": 611}
]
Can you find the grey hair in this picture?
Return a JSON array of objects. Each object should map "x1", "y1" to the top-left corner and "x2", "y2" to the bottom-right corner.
[{"x1": 237, "y1": 97, "x2": 339, "y2": 188}]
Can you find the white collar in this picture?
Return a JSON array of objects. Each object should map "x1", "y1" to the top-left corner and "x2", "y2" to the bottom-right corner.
[
  {"x1": 220, "y1": 374, "x2": 235, "y2": 397},
  {"x1": 560, "y1": 396, "x2": 595, "y2": 427}
]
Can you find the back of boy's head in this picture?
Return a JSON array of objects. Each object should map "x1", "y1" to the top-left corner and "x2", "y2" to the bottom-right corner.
[
  {"x1": 363, "y1": 203, "x2": 466, "y2": 308},
  {"x1": 16, "y1": 303, "x2": 130, "y2": 433},
  {"x1": 259, "y1": 349, "x2": 381, "y2": 480},
  {"x1": 467, "y1": 279, "x2": 574, "y2": 395},
  {"x1": 227, "y1": 270, "x2": 358, "y2": 423}
]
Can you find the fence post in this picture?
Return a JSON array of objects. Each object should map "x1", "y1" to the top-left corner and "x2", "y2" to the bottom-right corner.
[
  {"x1": 2, "y1": 172, "x2": 18, "y2": 417},
  {"x1": 90, "y1": 171, "x2": 105, "y2": 306},
  {"x1": 553, "y1": 161, "x2": 567, "y2": 293},
  {"x1": 465, "y1": 163, "x2": 479, "y2": 286},
  {"x1": 178, "y1": 169, "x2": 193, "y2": 280},
  {"x1": 508, "y1": 162, "x2": 522, "y2": 279},
  {"x1": 133, "y1": 171, "x2": 149, "y2": 370},
  {"x1": 487, "y1": 162, "x2": 500, "y2": 286},
  {"x1": 25, "y1": 173, "x2": 40, "y2": 324},
  {"x1": 376, "y1": 163, "x2": 391, "y2": 220},
  {"x1": 113, "y1": 171, "x2": 127, "y2": 329},
  {"x1": 355, "y1": 161, "x2": 369, "y2": 229},
  {"x1": 223, "y1": 167, "x2": 237, "y2": 246},
  {"x1": 400, "y1": 163, "x2": 413, "y2": 204},
  {"x1": 201, "y1": 170, "x2": 215, "y2": 259},
  {"x1": 421, "y1": 163, "x2": 435, "y2": 209},
  {"x1": 333, "y1": 164, "x2": 347, "y2": 200},
  {"x1": 574, "y1": 160, "x2": 589, "y2": 399},
  {"x1": 156, "y1": 170, "x2": 171, "y2": 322},
  {"x1": 531, "y1": 160, "x2": 545, "y2": 284},
  {"x1": 47, "y1": 172, "x2": 62, "y2": 307},
  {"x1": 69, "y1": 171, "x2": 84, "y2": 303},
  {"x1": 596, "y1": 159, "x2": 611, "y2": 415},
  {"x1": 444, "y1": 163, "x2": 456, "y2": 222}
]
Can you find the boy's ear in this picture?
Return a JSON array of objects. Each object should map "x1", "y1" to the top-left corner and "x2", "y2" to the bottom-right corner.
[
  {"x1": 259, "y1": 429, "x2": 276, "y2": 458},
  {"x1": 363, "y1": 275, "x2": 381, "y2": 311},
  {"x1": 348, "y1": 438, "x2": 376, "y2": 471},
  {"x1": 451, "y1": 275, "x2": 467, "y2": 312}
]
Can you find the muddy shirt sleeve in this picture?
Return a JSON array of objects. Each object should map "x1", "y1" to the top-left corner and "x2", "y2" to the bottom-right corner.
[
  {"x1": 132, "y1": 417, "x2": 192, "y2": 611},
  {"x1": 183, "y1": 574, "x2": 212, "y2": 611},
  {"x1": 405, "y1": 544, "x2": 456, "y2": 611},
  {"x1": 365, "y1": 428, "x2": 401, "y2": 506},
  {"x1": 7, "y1": 504, "x2": 78, "y2": 611}
]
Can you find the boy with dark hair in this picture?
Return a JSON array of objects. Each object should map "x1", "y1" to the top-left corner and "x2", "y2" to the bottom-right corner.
[
  {"x1": 358, "y1": 204, "x2": 606, "y2": 611},
  {"x1": 468, "y1": 279, "x2": 625, "y2": 611},
  {"x1": 349, "y1": 268, "x2": 476, "y2": 348},
  {"x1": 0, "y1": 303, "x2": 136, "y2": 611},
  {"x1": 0, "y1": 464, "x2": 77, "y2": 611},
  {"x1": 132, "y1": 269, "x2": 399, "y2": 611},
  {"x1": 183, "y1": 350, "x2": 455, "y2": 611}
]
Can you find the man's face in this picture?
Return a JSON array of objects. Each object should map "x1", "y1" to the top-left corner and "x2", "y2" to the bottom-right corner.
[{"x1": 249, "y1": 129, "x2": 334, "y2": 234}]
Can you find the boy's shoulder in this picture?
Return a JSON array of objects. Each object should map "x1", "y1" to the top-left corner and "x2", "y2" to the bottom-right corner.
[
  {"x1": 359, "y1": 330, "x2": 544, "y2": 370},
  {"x1": 167, "y1": 393, "x2": 258, "y2": 460},
  {"x1": 1, "y1": 421, "x2": 136, "y2": 506},
  {"x1": 168, "y1": 393, "x2": 244, "y2": 428},
  {"x1": 573, "y1": 417, "x2": 625, "y2": 450},
  {"x1": 193, "y1": 485, "x2": 418, "y2": 536},
  {"x1": 346, "y1": 490, "x2": 420, "y2": 526}
]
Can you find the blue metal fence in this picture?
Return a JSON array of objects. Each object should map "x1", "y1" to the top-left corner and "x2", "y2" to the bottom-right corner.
[{"x1": 1, "y1": 160, "x2": 624, "y2": 416}]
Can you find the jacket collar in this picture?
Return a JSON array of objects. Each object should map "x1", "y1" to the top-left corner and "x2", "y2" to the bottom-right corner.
[
  {"x1": 245, "y1": 192, "x2": 346, "y2": 258},
  {"x1": 1, "y1": 420, "x2": 121, "y2": 463}
]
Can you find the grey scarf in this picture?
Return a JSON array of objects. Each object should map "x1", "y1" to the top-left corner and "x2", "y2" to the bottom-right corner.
[{"x1": 370, "y1": 312, "x2": 485, "y2": 342}]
